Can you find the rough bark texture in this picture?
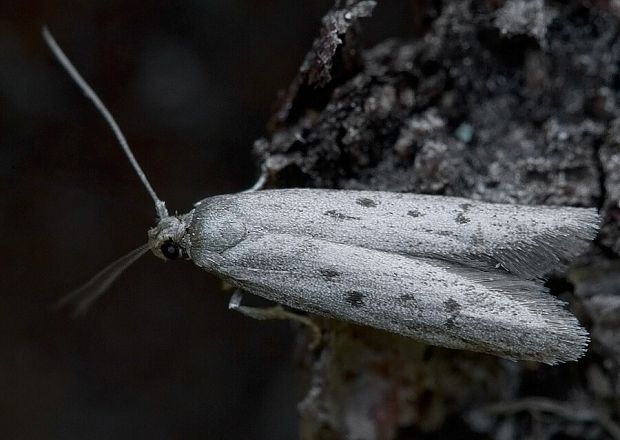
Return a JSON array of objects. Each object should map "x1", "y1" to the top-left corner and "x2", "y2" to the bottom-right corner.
[{"x1": 254, "y1": 1, "x2": 620, "y2": 439}]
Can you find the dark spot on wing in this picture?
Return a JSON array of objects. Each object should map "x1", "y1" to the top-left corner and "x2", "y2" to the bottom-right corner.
[
  {"x1": 444, "y1": 298, "x2": 462, "y2": 329},
  {"x1": 456, "y1": 212, "x2": 471, "y2": 224},
  {"x1": 324, "y1": 210, "x2": 361, "y2": 221},
  {"x1": 399, "y1": 294, "x2": 418, "y2": 306},
  {"x1": 345, "y1": 291, "x2": 366, "y2": 307},
  {"x1": 444, "y1": 298, "x2": 461, "y2": 314},
  {"x1": 459, "y1": 203, "x2": 473, "y2": 211},
  {"x1": 436, "y1": 230, "x2": 454, "y2": 237},
  {"x1": 356, "y1": 197, "x2": 377, "y2": 208},
  {"x1": 319, "y1": 268, "x2": 340, "y2": 280},
  {"x1": 407, "y1": 209, "x2": 423, "y2": 217}
]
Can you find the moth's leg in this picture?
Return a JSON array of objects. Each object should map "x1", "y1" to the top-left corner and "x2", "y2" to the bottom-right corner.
[
  {"x1": 243, "y1": 162, "x2": 268, "y2": 193},
  {"x1": 228, "y1": 290, "x2": 322, "y2": 349}
]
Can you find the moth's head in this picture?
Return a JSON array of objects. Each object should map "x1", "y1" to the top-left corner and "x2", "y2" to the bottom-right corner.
[
  {"x1": 147, "y1": 213, "x2": 193, "y2": 261},
  {"x1": 43, "y1": 28, "x2": 196, "y2": 313}
]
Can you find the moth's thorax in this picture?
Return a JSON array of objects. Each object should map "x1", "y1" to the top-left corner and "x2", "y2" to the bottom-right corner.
[
  {"x1": 147, "y1": 210, "x2": 194, "y2": 260},
  {"x1": 184, "y1": 198, "x2": 250, "y2": 270}
]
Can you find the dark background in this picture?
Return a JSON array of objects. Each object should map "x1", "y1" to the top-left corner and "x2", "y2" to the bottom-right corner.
[{"x1": 1, "y1": 1, "x2": 422, "y2": 439}]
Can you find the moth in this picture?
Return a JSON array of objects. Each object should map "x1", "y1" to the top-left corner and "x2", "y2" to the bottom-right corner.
[{"x1": 44, "y1": 28, "x2": 599, "y2": 365}]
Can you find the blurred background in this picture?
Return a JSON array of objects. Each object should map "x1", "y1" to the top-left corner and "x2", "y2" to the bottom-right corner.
[{"x1": 1, "y1": 1, "x2": 419, "y2": 438}]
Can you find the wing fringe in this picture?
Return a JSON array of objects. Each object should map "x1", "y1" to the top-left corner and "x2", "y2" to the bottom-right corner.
[{"x1": 492, "y1": 207, "x2": 600, "y2": 279}]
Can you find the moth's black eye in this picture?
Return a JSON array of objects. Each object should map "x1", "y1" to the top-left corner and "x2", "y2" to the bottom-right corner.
[{"x1": 161, "y1": 240, "x2": 180, "y2": 260}]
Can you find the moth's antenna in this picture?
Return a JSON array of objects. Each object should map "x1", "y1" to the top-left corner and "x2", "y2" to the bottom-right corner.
[
  {"x1": 55, "y1": 244, "x2": 151, "y2": 316},
  {"x1": 42, "y1": 27, "x2": 169, "y2": 220}
]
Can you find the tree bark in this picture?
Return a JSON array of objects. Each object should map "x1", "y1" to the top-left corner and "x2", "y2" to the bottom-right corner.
[{"x1": 254, "y1": 1, "x2": 620, "y2": 438}]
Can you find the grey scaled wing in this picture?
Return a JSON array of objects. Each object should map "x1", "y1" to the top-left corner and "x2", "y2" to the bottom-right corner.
[
  {"x1": 202, "y1": 232, "x2": 588, "y2": 364},
  {"x1": 188, "y1": 189, "x2": 597, "y2": 364},
  {"x1": 194, "y1": 189, "x2": 600, "y2": 280}
]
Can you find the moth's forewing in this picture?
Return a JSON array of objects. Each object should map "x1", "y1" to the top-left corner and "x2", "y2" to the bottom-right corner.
[
  {"x1": 194, "y1": 189, "x2": 599, "y2": 279},
  {"x1": 191, "y1": 229, "x2": 588, "y2": 364}
]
